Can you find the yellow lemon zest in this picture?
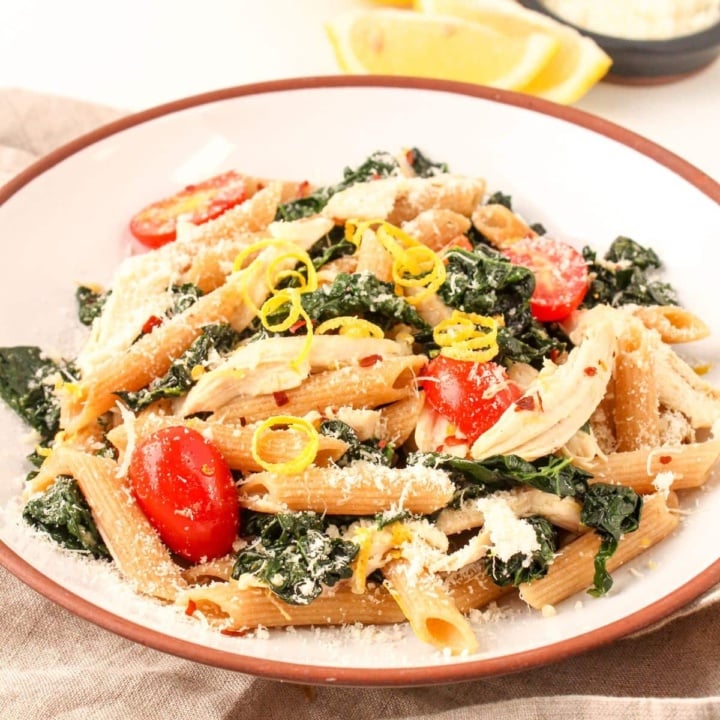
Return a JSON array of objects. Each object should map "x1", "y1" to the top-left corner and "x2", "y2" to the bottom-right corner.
[
  {"x1": 351, "y1": 526, "x2": 375, "y2": 594},
  {"x1": 190, "y1": 365, "x2": 206, "y2": 381},
  {"x1": 315, "y1": 316, "x2": 385, "y2": 339},
  {"x1": 258, "y1": 289, "x2": 314, "y2": 370},
  {"x1": 346, "y1": 218, "x2": 446, "y2": 305},
  {"x1": 434, "y1": 310, "x2": 500, "y2": 362},
  {"x1": 266, "y1": 249, "x2": 318, "y2": 294},
  {"x1": 251, "y1": 415, "x2": 320, "y2": 475}
]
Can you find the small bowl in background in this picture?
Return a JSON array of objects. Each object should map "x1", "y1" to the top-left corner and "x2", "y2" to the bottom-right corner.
[{"x1": 517, "y1": 0, "x2": 720, "y2": 84}]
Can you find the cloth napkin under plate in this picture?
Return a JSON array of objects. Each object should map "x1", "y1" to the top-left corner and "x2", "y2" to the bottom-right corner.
[{"x1": 1, "y1": 87, "x2": 719, "y2": 720}]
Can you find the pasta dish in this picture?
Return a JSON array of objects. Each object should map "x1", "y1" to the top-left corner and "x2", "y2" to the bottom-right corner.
[{"x1": 1, "y1": 147, "x2": 718, "y2": 656}]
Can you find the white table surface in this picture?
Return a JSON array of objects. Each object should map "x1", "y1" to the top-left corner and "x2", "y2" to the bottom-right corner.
[{"x1": 0, "y1": 0, "x2": 719, "y2": 180}]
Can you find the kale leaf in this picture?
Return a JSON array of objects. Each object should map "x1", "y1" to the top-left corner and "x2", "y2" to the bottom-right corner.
[
  {"x1": 319, "y1": 419, "x2": 395, "y2": 467},
  {"x1": 23, "y1": 477, "x2": 110, "y2": 559},
  {"x1": 485, "y1": 516, "x2": 556, "y2": 587},
  {"x1": 439, "y1": 247, "x2": 565, "y2": 366},
  {"x1": 0, "y1": 346, "x2": 77, "y2": 445},
  {"x1": 116, "y1": 323, "x2": 240, "y2": 413},
  {"x1": 580, "y1": 483, "x2": 643, "y2": 597},
  {"x1": 582, "y1": 236, "x2": 679, "y2": 308},
  {"x1": 406, "y1": 147, "x2": 449, "y2": 177},
  {"x1": 275, "y1": 151, "x2": 402, "y2": 222},
  {"x1": 298, "y1": 272, "x2": 431, "y2": 334},
  {"x1": 307, "y1": 225, "x2": 356, "y2": 271},
  {"x1": 232, "y1": 511, "x2": 358, "y2": 605},
  {"x1": 408, "y1": 451, "x2": 591, "y2": 508},
  {"x1": 76, "y1": 286, "x2": 110, "y2": 326}
]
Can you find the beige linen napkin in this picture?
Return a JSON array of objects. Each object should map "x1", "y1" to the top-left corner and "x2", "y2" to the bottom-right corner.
[{"x1": 1, "y1": 88, "x2": 719, "y2": 720}]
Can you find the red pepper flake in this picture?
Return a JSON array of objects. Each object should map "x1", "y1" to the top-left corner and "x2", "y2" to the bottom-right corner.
[
  {"x1": 288, "y1": 319, "x2": 306, "y2": 334},
  {"x1": 550, "y1": 348, "x2": 561, "y2": 362},
  {"x1": 405, "y1": 149, "x2": 415, "y2": 166},
  {"x1": 584, "y1": 366, "x2": 598, "y2": 376},
  {"x1": 239, "y1": 417, "x2": 247, "y2": 427},
  {"x1": 141, "y1": 315, "x2": 163, "y2": 335},
  {"x1": 444, "y1": 436, "x2": 467, "y2": 447},
  {"x1": 359, "y1": 354, "x2": 383, "y2": 367},
  {"x1": 515, "y1": 395, "x2": 536, "y2": 412},
  {"x1": 378, "y1": 440, "x2": 387, "y2": 449},
  {"x1": 273, "y1": 390, "x2": 290, "y2": 407},
  {"x1": 297, "y1": 180, "x2": 311, "y2": 198},
  {"x1": 185, "y1": 599, "x2": 197, "y2": 617},
  {"x1": 220, "y1": 628, "x2": 249, "y2": 637},
  {"x1": 659, "y1": 455, "x2": 673, "y2": 465},
  {"x1": 371, "y1": 172, "x2": 382, "y2": 181}
]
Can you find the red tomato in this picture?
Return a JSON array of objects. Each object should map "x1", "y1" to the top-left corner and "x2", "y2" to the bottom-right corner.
[
  {"x1": 421, "y1": 356, "x2": 522, "y2": 442},
  {"x1": 128, "y1": 426, "x2": 239, "y2": 562},
  {"x1": 129, "y1": 170, "x2": 248, "y2": 248},
  {"x1": 501, "y1": 235, "x2": 588, "y2": 323}
]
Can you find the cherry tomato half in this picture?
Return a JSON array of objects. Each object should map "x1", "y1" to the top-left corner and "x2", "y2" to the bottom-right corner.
[
  {"x1": 421, "y1": 356, "x2": 522, "y2": 442},
  {"x1": 501, "y1": 235, "x2": 589, "y2": 323},
  {"x1": 129, "y1": 170, "x2": 248, "y2": 248},
  {"x1": 128, "y1": 426, "x2": 239, "y2": 562}
]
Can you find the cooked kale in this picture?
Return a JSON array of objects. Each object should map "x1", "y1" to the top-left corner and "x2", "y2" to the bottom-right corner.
[
  {"x1": 581, "y1": 483, "x2": 643, "y2": 597},
  {"x1": 438, "y1": 247, "x2": 566, "y2": 366},
  {"x1": 582, "y1": 236, "x2": 679, "y2": 308},
  {"x1": 23, "y1": 477, "x2": 110, "y2": 559},
  {"x1": 297, "y1": 272, "x2": 431, "y2": 335},
  {"x1": 485, "y1": 516, "x2": 556, "y2": 587},
  {"x1": 0, "y1": 346, "x2": 76, "y2": 445},
  {"x1": 486, "y1": 190, "x2": 513, "y2": 209},
  {"x1": 116, "y1": 323, "x2": 240, "y2": 412},
  {"x1": 307, "y1": 225, "x2": 356, "y2": 270},
  {"x1": 232, "y1": 511, "x2": 358, "y2": 605},
  {"x1": 319, "y1": 419, "x2": 395, "y2": 467},
  {"x1": 406, "y1": 147, "x2": 449, "y2": 177},
  {"x1": 169, "y1": 283, "x2": 203, "y2": 315},
  {"x1": 275, "y1": 151, "x2": 402, "y2": 222},
  {"x1": 408, "y1": 451, "x2": 591, "y2": 508},
  {"x1": 76, "y1": 286, "x2": 110, "y2": 326}
]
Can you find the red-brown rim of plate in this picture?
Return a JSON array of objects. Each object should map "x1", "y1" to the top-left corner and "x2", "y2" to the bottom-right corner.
[{"x1": 1, "y1": 75, "x2": 719, "y2": 687}]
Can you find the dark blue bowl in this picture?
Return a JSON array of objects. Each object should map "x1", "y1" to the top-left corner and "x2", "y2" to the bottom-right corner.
[{"x1": 518, "y1": 0, "x2": 720, "y2": 83}]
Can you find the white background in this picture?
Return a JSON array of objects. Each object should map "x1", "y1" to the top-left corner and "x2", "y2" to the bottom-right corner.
[{"x1": 0, "y1": 0, "x2": 718, "y2": 178}]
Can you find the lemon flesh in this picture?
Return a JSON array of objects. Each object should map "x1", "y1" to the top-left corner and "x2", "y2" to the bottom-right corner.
[
  {"x1": 326, "y1": 9, "x2": 559, "y2": 91},
  {"x1": 415, "y1": 0, "x2": 612, "y2": 103}
]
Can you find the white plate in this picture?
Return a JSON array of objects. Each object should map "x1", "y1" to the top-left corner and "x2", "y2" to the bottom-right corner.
[{"x1": 1, "y1": 77, "x2": 719, "y2": 685}]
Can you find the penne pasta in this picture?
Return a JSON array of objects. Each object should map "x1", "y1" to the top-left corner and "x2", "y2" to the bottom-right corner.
[
  {"x1": 382, "y1": 559, "x2": 479, "y2": 655},
  {"x1": 239, "y1": 461, "x2": 455, "y2": 515},
  {"x1": 5, "y1": 147, "x2": 719, "y2": 658},
  {"x1": 29, "y1": 447, "x2": 185, "y2": 601},
  {"x1": 519, "y1": 493, "x2": 680, "y2": 609}
]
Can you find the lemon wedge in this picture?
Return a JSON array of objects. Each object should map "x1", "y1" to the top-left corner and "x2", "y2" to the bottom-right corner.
[
  {"x1": 415, "y1": 0, "x2": 612, "y2": 103},
  {"x1": 326, "y1": 8, "x2": 559, "y2": 91}
]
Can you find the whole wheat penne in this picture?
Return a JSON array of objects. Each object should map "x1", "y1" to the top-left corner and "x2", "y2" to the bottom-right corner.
[
  {"x1": 471, "y1": 203, "x2": 535, "y2": 249},
  {"x1": 356, "y1": 227, "x2": 393, "y2": 281},
  {"x1": 383, "y1": 559, "x2": 479, "y2": 654},
  {"x1": 212, "y1": 355, "x2": 426, "y2": 425},
  {"x1": 239, "y1": 461, "x2": 454, "y2": 515},
  {"x1": 589, "y1": 438, "x2": 720, "y2": 493},
  {"x1": 633, "y1": 305, "x2": 710, "y2": 344},
  {"x1": 106, "y1": 414, "x2": 349, "y2": 473},
  {"x1": 613, "y1": 320, "x2": 660, "y2": 451},
  {"x1": 178, "y1": 579, "x2": 405, "y2": 630},
  {"x1": 519, "y1": 493, "x2": 679, "y2": 609},
  {"x1": 29, "y1": 447, "x2": 186, "y2": 601},
  {"x1": 443, "y1": 561, "x2": 513, "y2": 612},
  {"x1": 401, "y1": 209, "x2": 471, "y2": 251}
]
